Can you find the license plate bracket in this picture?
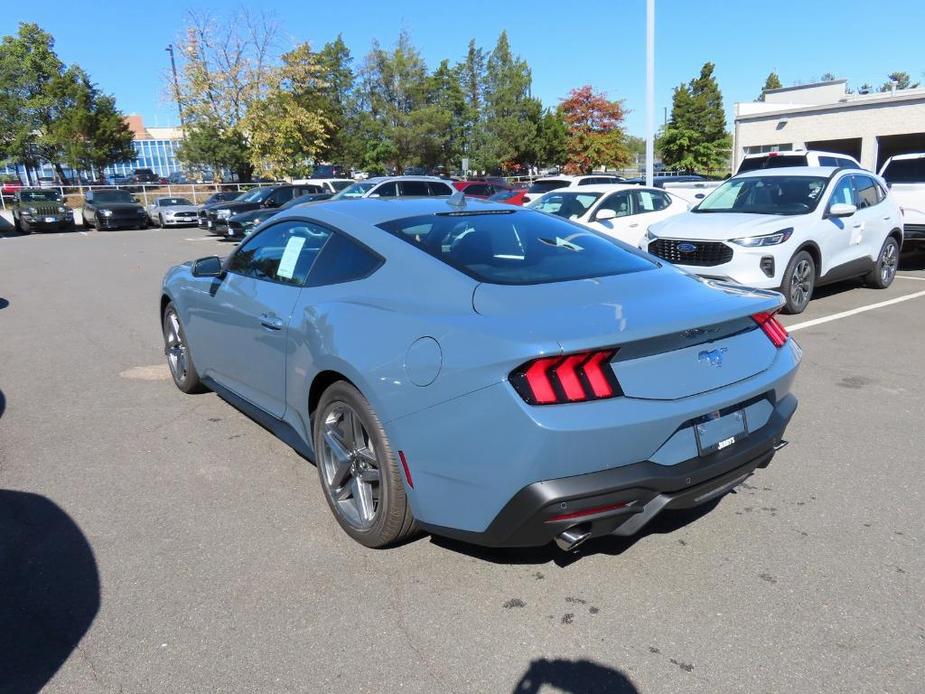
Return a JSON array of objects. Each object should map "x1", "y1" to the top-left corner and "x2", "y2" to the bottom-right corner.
[{"x1": 694, "y1": 409, "x2": 748, "y2": 456}]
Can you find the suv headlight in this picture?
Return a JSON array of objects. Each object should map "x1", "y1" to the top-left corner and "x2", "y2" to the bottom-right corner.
[
  {"x1": 730, "y1": 228, "x2": 794, "y2": 247},
  {"x1": 58, "y1": 205, "x2": 68, "y2": 214},
  {"x1": 25, "y1": 206, "x2": 38, "y2": 215},
  {"x1": 100, "y1": 209, "x2": 113, "y2": 217}
]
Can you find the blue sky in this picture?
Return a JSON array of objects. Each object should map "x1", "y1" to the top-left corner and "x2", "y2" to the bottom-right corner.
[{"x1": 3, "y1": 0, "x2": 924, "y2": 136}]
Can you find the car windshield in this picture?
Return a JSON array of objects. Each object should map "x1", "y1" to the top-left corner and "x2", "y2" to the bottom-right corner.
[
  {"x1": 737, "y1": 155, "x2": 809, "y2": 173},
  {"x1": 20, "y1": 190, "x2": 61, "y2": 202},
  {"x1": 377, "y1": 209, "x2": 655, "y2": 285},
  {"x1": 92, "y1": 190, "x2": 135, "y2": 203},
  {"x1": 881, "y1": 157, "x2": 925, "y2": 183},
  {"x1": 529, "y1": 192, "x2": 601, "y2": 219},
  {"x1": 330, "y1": 180, "x2": 353, "y2": 191},
  {"x1": 332, "y1": 182, "x2": 375, "y2": 199},
  {"x1": 159, "y1": 197, "x2": 192, "y2": 206},
  {"x1": 693, "y1": 175, "x2": 828, "y2": 215},
  {"x1": 527, "y1": 179, "x2": 570, "y2": 194},
  {"x1": 239, "y1": 187, "x2": 274, "y2": 203}
]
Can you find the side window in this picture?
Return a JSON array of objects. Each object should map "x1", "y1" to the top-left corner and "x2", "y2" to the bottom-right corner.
[
  {"x1": 427, "y1": 182, "x2": 453, "y2": 196},
  {"x1": 226, "y1": 220, "x2": 331, "y2": 286},
  {"x1": 464, "y1": 183, "x2": 490, "y2": 196},
  {"x1": 828, "y1": 176, "x2": 855, "y2": 209},
  {"x1": 837, "y1": 158, "x2": 856, "y2": 169},
  {"x1": 296, "y1": 185, "x2": 322, "y2": 196},
  {"x1": 372, "y1": 181, "x2": 397, "y2": 197},
  {"x1": 306, "y1": 231, "x2": 384, "y2": 287},
  {"x1": 597, "y1": 191, "x2": 633, "y2": 217},
  {"x1": 634, "y1": 189, "x2": 669, "y2": 212},
  {"x1": 818, "y1": 156, "x2": 839, "y2": 167},
  {"x1": 269, "y1": 188, "x2": 295, "y2": 206},
  {"x1": 853, "y1": 175, "x2": 880, "y2": 208},
  {"x1": 400, "y1": 180, "x2": 430, "y2": 196}
]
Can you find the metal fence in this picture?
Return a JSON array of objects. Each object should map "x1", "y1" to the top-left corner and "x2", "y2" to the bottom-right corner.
[{"x1": 0, "y1": 181, "x2": 283, "y2": 210}]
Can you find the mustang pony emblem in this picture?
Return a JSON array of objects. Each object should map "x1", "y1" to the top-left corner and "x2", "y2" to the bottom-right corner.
[{"x1": 698, "y1": 347, "x2": 728, "y2": 367}]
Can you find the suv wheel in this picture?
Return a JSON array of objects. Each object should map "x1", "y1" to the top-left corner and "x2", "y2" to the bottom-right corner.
[
  {"x1": 781, "y1": 250, "x2": 815, "y2": 315},
  {"x1": 865, "y1": 236, "x2": 899, "y2": 289}
]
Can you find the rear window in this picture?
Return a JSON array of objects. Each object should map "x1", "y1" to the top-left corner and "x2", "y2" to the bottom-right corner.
[
  {"x1": 737, "y1": 155, "x2": 809, "y2": 173},
  {"x1": 377, "y1": 210, "x2": 655, "y2": 285},
  {"x1": 881, "y1": 157, "x2": 925, "y2": 183},
  {"x1": 528, "y1": 179, "x2": 570, "y2": 194}
]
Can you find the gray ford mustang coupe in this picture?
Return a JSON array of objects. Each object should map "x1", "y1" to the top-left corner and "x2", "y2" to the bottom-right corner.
[{"x1": 160, "y1": 196, "x2": 801, "y2": 550}]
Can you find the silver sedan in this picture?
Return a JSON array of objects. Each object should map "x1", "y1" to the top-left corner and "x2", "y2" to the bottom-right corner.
[{"x1": 146, "y1": 197, "x2": 200, "y2": 227}]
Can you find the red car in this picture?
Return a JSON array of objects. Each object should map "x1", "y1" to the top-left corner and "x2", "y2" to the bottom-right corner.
[
  {"x1": 1, "y1": 178, "x2": 23, "y2": 197},
  {"x1": 488, "y1": 188, "x2": 529, "y2": 206},
  {"x1": 452, "y1": 180, "x2": 510, "y2": 199}
]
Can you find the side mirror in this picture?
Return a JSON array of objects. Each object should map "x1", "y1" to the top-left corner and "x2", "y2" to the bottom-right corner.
[
  {"x1": 192, "y1": 256, "x2": 223, "y2": 278},
  {"x1": 594, "y1": 208, "x2": 617, "y2": 222},
  {"x1": 828, "y1": 202, "x2": 857, "y2": 218}
]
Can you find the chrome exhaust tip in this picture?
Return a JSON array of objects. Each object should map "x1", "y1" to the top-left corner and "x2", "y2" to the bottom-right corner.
[
  {"x1": 555, "y1": 526, "x2": 592, "y2": 552},
  {"x1": 773, "y1": 440, "x2": 789, "y2": 451}
]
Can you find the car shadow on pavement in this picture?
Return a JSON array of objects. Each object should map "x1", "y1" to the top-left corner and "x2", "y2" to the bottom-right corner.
[
  {"x1": 899, "y1": 248, "x2": 925, "y2": 271},
  {"x1": 430, "y1": 499, "x2": 721, "y2": 568},
  {"x1": 0, "y1": 490, "x2": 101, "y2": 692},
  {"x1": 512, "y1": 658, "x2": 639, "y2": 694}
]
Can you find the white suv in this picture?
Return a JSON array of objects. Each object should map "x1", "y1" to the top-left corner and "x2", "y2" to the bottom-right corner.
[
  {"x1": 644, "y1": 167, "x2": 903, "y2": 314},
  {"x1": 521, "y1": 174, "x2": 624, "y2": 205},
  {"x1": 879, "y1": 153, "x2": 925, "y2": 247}
]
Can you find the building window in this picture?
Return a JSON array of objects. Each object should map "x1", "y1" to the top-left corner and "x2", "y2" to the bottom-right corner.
[{"x1": 743, "y1": 143, "x2": 794, "y2": 154}]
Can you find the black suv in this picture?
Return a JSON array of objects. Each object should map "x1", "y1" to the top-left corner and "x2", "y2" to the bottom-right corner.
[
  {"x1": 82, "y1": 189, "x2": 148, "y2": 230},
  {"x1": 11, "y1": 189, "x2": 74, "y2": 233},
  {"x1": 202, "y1": 184, "x2": 325, "y2": 234}
]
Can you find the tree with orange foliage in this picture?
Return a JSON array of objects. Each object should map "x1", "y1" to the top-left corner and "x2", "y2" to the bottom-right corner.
[{"x1": 559, "y1": 85, "x2": 629, "y2": 174}]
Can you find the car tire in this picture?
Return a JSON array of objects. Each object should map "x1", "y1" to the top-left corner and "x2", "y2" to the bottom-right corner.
[
  {"x1": 865, "y1": 236, "x2": 899, "y2": 289},
  {"x1": 162, "y1": 302, "x2": 206, "y2": 394},
  {"x1": 313, "y1": 381, "x2": 418, "y2": 548},
  {"x1": 780, "y1": 250, "x2": 815, "y2": 315},
  {"x1": 158, "y1": 214, "x2": 165, "y2": 229}
]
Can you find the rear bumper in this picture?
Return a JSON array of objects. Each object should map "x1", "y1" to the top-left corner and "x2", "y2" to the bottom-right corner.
[{"x1": 420, "y1": 394, "x2": 796, "y2": 548}]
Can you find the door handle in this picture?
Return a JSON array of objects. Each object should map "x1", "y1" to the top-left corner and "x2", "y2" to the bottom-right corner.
[
  {"x1": 259, "y1": 313, "x2": 284, "y2": 330},
  {"x1": 629, "y1": 223, "x2": 639, "y2": 228},
  {"x1": 883, "y1": 216, "x2": 891, "y2": 221}
]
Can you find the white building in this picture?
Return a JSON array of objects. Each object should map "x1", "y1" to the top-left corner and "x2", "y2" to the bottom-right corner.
[{"x1": 734, "y1": 80, "x2": 925, "y2": 172}]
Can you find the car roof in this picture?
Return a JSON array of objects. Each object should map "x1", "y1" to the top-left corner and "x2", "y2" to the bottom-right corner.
[
  {"x1": 274, "y1": 196, "x2": 514, "y2": 227},
  {"x1": 734, "y1": 166, "x2": 843, "y2": 178},
  {"x1": 535, "y1": 183, "x2": 646, "y2": 194},
  {"x1": 532, "y1": 174, "x2": 621, "y2": 183},
  {"x1": 364, "y1": 176, "x2": 449, "y2": 184}
]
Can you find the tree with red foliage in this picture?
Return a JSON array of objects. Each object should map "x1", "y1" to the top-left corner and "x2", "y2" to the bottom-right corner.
[{"x1": 559, "y1": 85, "x2": 629, "y2": 174}]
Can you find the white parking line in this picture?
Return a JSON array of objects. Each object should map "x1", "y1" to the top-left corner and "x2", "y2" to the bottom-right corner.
[
  {"x1": 896, "y1": 274, "x2": 925, "y2": 281},
  {"x1": 789, "y1": 289, "x2": 925, "y2": 332}
]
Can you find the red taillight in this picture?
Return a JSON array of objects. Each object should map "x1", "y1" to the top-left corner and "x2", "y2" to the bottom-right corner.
[
  {"x1": 546, "y1": 502, "x2": 628, "y2": 523},
  {"x1": 510, "y1": 349, "x2": 622, "y2": 405},
  {"x1": 752, "y1": 311, "x2": 789, "y2": 348}
]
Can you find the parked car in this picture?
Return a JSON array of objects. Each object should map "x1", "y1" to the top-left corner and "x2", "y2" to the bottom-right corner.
[
  {"x1": 879, "y1": 152, "x2": 925, "y2": 248},
  {"x1": 166, "y1": 172, "x2": 190, "y2": 184},
  {"x1": 160, "y1": 197, "x2": 800, "y2": 550},
  {"x1": 521, "y1": 174, "x2": 626, "y2": 205},
  {"x1": 453, "y1": 180, "x2": 511, "y2": 199},
  {"x1": 201, "y1": 184, "x2": 327, "y2": 234},
  {"x1": 645, "y1": 166, "x2": 903, "y2": 314},
  {"x1": 291, "y1": 178, "x2": 354, "y2": 194},
  {"x1": 311, "y1": 164, "x2": 349, "y2": 179},
  {"x1": 81, "y1": 189, "x2": 148, "y2": 230},
  {"x1": 333, "y1": 176, "x2": 455, "y2": 200},
  {"x1": 529, "y1": 185, "x2": 688, "y2": 246},
  {"x1": 1, "y1": 176, "x2": 22, "y2": 198},
  {"x1": 222, "y1": 192, "x2": 334, "y2": 240},
  {"x1": 132, "y1": 168, "x2": 160, "y2": 184},
  {"x1": 489, "y1": 188, "x2": 529, "y2": 206},
  {"x1": 146, "y1": 196, "x2": 200, "y2": 227},
  {"x1": 11, "y1": 189, "x2": 73, "y2": 233}
]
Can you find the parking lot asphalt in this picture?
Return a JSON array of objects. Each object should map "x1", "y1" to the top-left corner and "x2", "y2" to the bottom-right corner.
[{"x1": 1, "y1": 226, "x2": 923, "y2": 693}]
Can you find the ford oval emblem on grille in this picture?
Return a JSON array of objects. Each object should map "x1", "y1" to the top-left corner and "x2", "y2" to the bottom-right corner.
[{"x1": 677, "y1": 242, "x2": 697, "y2": 253}]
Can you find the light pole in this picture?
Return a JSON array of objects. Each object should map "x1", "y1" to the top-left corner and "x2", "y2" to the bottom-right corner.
[
  {"x1": 645, "y1": 0, "x2": 655, "y2": 187},
  {"x1": 165, "y1": 44, "x2": 185, "y2": 131}
]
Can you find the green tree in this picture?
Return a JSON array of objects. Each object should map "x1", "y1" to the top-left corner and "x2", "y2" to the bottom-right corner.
[
  {"x1": 479, "y1": 31, "x2": 541, "y2": 172},
  {"x1": 879, "y1": 71, "x2": 920, "y2": 91},
  {"x1": 245, "y1": 43, "x2": 330, "y2": 179},
  {"x1": 559, "y1": 85, "x2": 629, "y2": 174},
  {"x1": 177, "y1": 123, "x2": 251, "y2": 181},
  {"x1": 659, "y1": 62, "x2": 731, "y2": 173},
  {"x1": 417, "y1": 59, "x2": 468, "y2": 171},
  {"x1": 757, "y1": 71, "x2": 782, "y2": 101},
  {"x1": 315, "y1": 35, "x2": 355, "y2": 165},
  {"x1": 459, "y1": 39, "x2": 486, "y2": 169},
  {"x1": 536, "y1": 109, "x2": 568, "y2": 168}
]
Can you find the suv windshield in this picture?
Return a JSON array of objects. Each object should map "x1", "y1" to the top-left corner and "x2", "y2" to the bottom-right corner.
[
  {"x1": 881, "y1": 157, "x2": 925, "y2": 183},
  {"x1": 530, "y1": 192, "x2": 601, "y2": 219},
  {"x1": 694, "y1": 175, "x2": 828, "y2": 215},
  {"x1": 92, "y1": 190, "x2": 135, "y2": 204},
  {"x1": 333, "y1": 182, "x2": 375, "y2": 199},
  {"x1": 377, "y1": 209, "x2": 655, "y2": 285},
  {"x1": 20, "y1": 190, "x2": 61, "y2": 202},
  {"x1": 238, "y1": 187, "x2": 274, "y2": 203},
  {"x1": 527, "y1": 179, "x2": 570, "y2": 194},
  {"x1": 737, "y1": 155, "x2": 809, "y2": 173}
]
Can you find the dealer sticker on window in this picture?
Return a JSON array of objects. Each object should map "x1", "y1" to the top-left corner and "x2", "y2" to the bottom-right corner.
[{"x1": 277, "y1": 236, "x2": 306, "y2": 280}]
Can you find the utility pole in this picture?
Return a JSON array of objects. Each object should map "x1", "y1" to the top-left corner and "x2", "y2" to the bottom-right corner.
[
  {"x1": 165, "y1": 44, "x2": 185, "y2": 132},
  {"x1": 645, "y1": 0, "x2": 655, "y2": 187}
]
